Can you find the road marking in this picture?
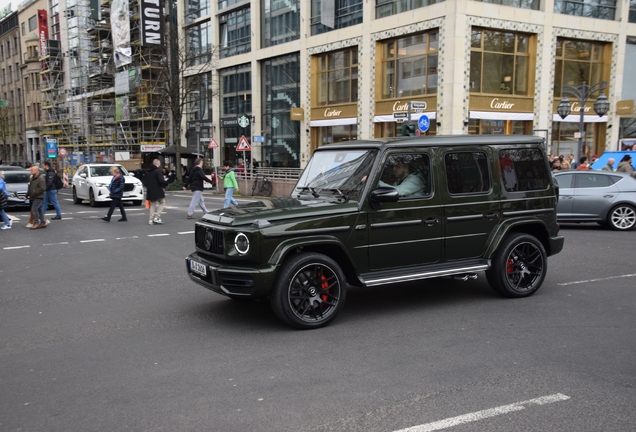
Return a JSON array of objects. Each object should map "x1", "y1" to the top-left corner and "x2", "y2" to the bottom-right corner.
[
  {"x1": 116, "y1": 236, "x2": 139, "y2": 240},
  {"x1": 8, "y1": 215, "x2": 19, "y2": 221},
  {"x1": 43, "y1": 242, "x2": 69, "y2": 246},
  {"x1": 172, "y1": 194, "x2": 192, "y2": 198},
  {"x1": 80, "y1": 239, "x2": 105, "y2": 243},
  {"x1": 178, "y1": 231, "x2": 194, "y2": 234},
  {"x1": 76, "y1": 210, "x2": 100, "y2": 214},
  {"x1": 3, "y1": 245, "x2": 30, "y2": 250},
  {"x1": 64, "y1": 198, "x2": 73, "y2": 201},
  {"x1": 392, "y1": 393, "x2": 570, "y2": 432},
  {"x1": 148, "y1": 233, "x2": 170, "y2": 237},
  {"x1": 558, "y1": 273, "x2": 636, "y2": 286}
]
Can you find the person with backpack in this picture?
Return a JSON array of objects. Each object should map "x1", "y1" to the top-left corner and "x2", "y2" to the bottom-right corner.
[{"x1": 41, "y1": 161, "x2": 63, "y2": 220}]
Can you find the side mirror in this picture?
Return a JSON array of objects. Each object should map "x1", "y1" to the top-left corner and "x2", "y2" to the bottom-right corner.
[
  {"x1": 80, "y1": 173, "x2": 87, "y2": 179},
  {"x1": 369, "y1": 187, "x2": 399, "y2": 210}
]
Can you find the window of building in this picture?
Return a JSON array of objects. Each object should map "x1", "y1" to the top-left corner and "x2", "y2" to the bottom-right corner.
[
  {"x1": 14, "y1": 38, "x2": 17, "y2": 54},
  {"x1": 8, "y1": 66, "x2": 11, "y2": 83},
  {"x1": 185, "y1": 20, "x2": 212, "y2": 66},
  {"x1": 468, "y1": 119, "x2": 530, "y2": 135},
  {"x1": 315, "y1": 48, "x2": 358, "y2": 106},
  {"x1": 553, "y1": 38, "x2": 607, "y2": 98},
  {"x1": 380, "y1": 31, "x2": 438, "y2": 99},
  {"x1": 219, "y1": 7, "x2": 251, "y2": 58},
  {"x1": 470, "y1": 28, "x2": 532, "y2": 96},
  {"x1": 185, "y1": 0, "x2": 210, "y2": 24},
  {"x1": 221, "y1": 64, "x2": 252, "y2": 115},
  {"x1": 554, "y1": 0, "x2": 616, "y2": 20},
  {"x1": 499, "y1": 149, "x2": 550, "y2": 192},
  {"x1": 445, "y1": 151, "x2": 491, "y2": 194},
  {"x1": 376, "y1": 0, "x2": 443, "y2": 18},
  {"x1": 630, "y1": 1, "x2": 636, "y2": 23},
  {"x1": 473, "y1": 0, "x2": 538, "y2": 9},
  {"x1": 311, "y1": 0, "x2": 362, "y2": 35},
  {"x1": 218, "y1": 0, "x2": 242, "y2": 9},
  {"x1": 28, "y1": 15, "x2": 37, "y2": 31},
  {"x1": 21, "y1": 22, "x2": 25, "y2": 35},
  {"x1": 6, "y1": 41, "x2": 10, "y2": 58},
  {"x1": 1, "y1": 69, "x2": 4, "y2": 85},
  {"x1": 184, "y1": 72, "x2": 212, "y2": 121},
  {"x1": 262, "y1": 0, "x2": 300, "y2": 47},
  {"x1": 262, "y1": 53, "x2": 301, "y2": 167}
]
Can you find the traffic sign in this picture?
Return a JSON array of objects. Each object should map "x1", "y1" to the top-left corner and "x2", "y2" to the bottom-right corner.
[
  {"x1": 393, "y1": 112, "x2": 408, "y2": 119},
  {"x1": 208, "y1": 138, "x2": 219, "y2": 149},
  {"x1": 236, "y1": 135, "x2": 252, "y2": 151},
  {"x1": 396, "y1": 118, "x2": 406, "y2": 123},
  {"x1": 59, "y1": 147, "x2": 68, "y2": 157},
  {"x1": 411, "y1": 101, "x2": 427, "y2": 110},
  {"x1": 418, "y1": 114, "x2": 430, "y2": 133},
  {"x1": 46, "y1": 138, "x2": 58, "y2": 159},
  {"x1": 253, "y1": 135, "x2": 265, "y2": 143}
]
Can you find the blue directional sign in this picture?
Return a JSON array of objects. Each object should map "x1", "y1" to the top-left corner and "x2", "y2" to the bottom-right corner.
[
  {"x1": 418, "y1": 114, "x2": 430, "y2": 133},
  {"x1": 46, "y1": 138, "x2": 58, "y2": 159}
]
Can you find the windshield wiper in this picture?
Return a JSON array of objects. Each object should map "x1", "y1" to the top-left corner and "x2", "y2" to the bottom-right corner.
[
  {"x1": 325, "y1": 188, "x2": 349, "y2": 202},
  {"x1": 296, "y1": 186, "x2": 320, "y2": 198}
]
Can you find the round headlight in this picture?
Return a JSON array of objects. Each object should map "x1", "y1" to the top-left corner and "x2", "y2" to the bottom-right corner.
[{"x1": 234, "y1": 233, "x2": 250, "y2": 255}]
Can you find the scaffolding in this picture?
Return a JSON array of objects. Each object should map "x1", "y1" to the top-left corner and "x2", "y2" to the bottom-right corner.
[{"x1": 40, "y1": 39, "x2": 72, "y2": 147}]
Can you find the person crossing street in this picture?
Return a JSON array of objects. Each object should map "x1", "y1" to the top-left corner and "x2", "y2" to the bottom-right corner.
[
  {"x1": 183, "y1": 158, "x2": 214, "y2": 219},
  {"x1": 146, "y1": 159, "x2": 167, "y2": 225},
  {"x1": 42, "y1": 161, "x2": 63, "y2": 220}
]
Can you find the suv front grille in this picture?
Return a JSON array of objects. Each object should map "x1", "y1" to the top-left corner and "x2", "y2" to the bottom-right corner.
[
  {"x1": 220, "y1": 273, "x2": 254, "y2": 295},
  {"x1": 196, "y1": 225, "x2": 224, "y2": 254},
  {"x1": 124, "y1": 183, "x2": 134, "y2": 192}
]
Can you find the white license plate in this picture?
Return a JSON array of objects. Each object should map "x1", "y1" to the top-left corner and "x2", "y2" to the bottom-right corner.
[
  {"x1": 123, "y1": 192, "x2": 131, "y2": 197},
  {"x1": 190, "y1": 260, "x2": 207, "y2": 276}
]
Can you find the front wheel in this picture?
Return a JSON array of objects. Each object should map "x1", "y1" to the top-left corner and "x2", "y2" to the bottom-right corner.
[
  {"x1": 261, "y1": 181, "x2": 273, "y2": 197},
  {"x1": 72, "y1": 187, "x2": 82, "y2": 204},
  {"x1": 608, "y1": 204, "x2": 636, "y2": 230},
  {"x1": 89, "y1": 189, "x2": 96, "y2": 207},
  {"x1": 486, "y1": 233, "x2": 547, "y2": 298},
  {"x1": 270, "y1": 252, "x2": 347, "y2": 329}
]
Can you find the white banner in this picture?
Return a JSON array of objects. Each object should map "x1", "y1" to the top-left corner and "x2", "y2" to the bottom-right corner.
[{"x1": 112, "y1": 0, "x2": 132, "y2": 68}]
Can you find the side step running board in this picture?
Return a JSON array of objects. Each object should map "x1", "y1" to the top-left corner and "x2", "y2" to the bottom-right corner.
[{"x1": 360, "y1": 263, "x2": 489, "y2": 287}]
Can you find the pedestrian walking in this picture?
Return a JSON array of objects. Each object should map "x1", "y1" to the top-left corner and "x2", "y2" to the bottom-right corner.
[
  {"x1": 101, "y1": 166, "x2": 127, "y2": 222},
  {"x1": 183, "y1": 158, "x2": 214, "y2": 219},
  {"x1": 222, "y1": 160, "x2": 239, "y2": 209},
  {"x1": 0, "y1": 170, "x2": 12, "y2": 230},
  {"x1": 146, "y1": 159, "x2": 167, "y2": 225},
  {"x1": 41, "y1": 161, "x2": 63, "y2": 220},
  {"x1": 27, "y1": 165, "x2": 46, "y2": 229},
  {"x1": 616, "y1": 154, "x2": 636, "y2": 178},
  {"x1": 602, "y1": 158, "x2": 615, "y2": 171}
]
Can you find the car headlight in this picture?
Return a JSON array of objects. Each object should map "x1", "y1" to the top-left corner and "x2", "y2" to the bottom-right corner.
[
  {"x1": 8, "y1": 191, "x2": 18, "y2": 198},
  {"x1": 95, "y1": 182, "x2": 108, "y2": 187},
  {"x1": 234, "y1": 233, "x2": 250, "y2": 255}
]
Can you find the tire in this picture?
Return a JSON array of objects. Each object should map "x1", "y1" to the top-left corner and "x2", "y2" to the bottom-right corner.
[
  {"x1": 270, "y1": 252, "x2": 347, "y2": 329},
  {"x1": 89, "y1": 189, "x2": 96, "y2": 207},
  {"x1": 133, "y1": 200, "x2": 142, "y2": 206},
  {"x1": 607, "y1": 204, "x2": 636, "y2": 230},
  {"x1": 72, "y1": 187, "x2": 82, "y2": 204},
  {"x1": 486, "y1": 233, "x2": 547, "y2": 298},
  {"x1": 261, "y1": 181, "x2": 273, "y2": 197}
]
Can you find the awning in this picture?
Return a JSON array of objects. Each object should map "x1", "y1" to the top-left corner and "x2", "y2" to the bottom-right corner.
[
  {"x1": 309, "y1": 117, "x2": 357, "y2": 127},
  {"x1": 373, "y1": 112, "x2": 437, "y2": 122},
  {"x1": 469, "y1": 111, "x2": 534, "y2": 121},
  {"x1": 157, "y1": 145, "x2": 203, "y2": 157},
  {"x1": 552, "y1": 114, "x2": 608, "y2": 123}
]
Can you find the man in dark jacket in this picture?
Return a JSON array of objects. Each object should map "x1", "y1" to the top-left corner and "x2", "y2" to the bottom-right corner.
[
  {"x1": 27, "y1": 165, "x2": 46, "y2": 229},
  {"x1": 182, "y1": 158, "x2": 214, "y2": 219},
  {"x1": 41, "y1": 161, "x2": 62, "y2": 220},
  {"x1": 146, "y1": 159, "x2": 167, "y2": 225}
]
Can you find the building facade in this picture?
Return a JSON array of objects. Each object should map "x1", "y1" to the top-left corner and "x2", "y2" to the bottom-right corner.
[
  {"x1": 179, "y1": 0, "x2": 636, "y2": 169},
  {"x1": 0, "y1": 11, "x2": 24, "y2": 164}
]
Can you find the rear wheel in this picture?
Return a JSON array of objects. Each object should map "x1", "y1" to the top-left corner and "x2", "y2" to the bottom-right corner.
[
  {"x1": 72, "y1": 187, "x2": 82, "y2": 204},
  {"x1": 486, "y1": 233, "x2": 547, "y2": 298},
  {"x1": 270, "y1": 252, "x2": 346, "y2": 329},
  {"x1": 607, "y1": 204, "x2": 636, "y2": 230},
  {"x1": 261, "y1": 181, "x2": 273, "y2": 197}
]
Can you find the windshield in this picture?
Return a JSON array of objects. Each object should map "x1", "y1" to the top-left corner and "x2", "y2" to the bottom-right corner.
[
  {"x1": 4, "y1": 172, "x2": 30, "y2": 184},
  {"x1": 90, "y1": 165, "x2": 129, "y2": 177},
  {"x1": 295, "y1": 149, "x2": 377, "y2": 199}
]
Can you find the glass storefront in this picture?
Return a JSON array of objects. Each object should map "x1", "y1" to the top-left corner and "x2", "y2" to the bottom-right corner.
[
  {"x1": 220, "y1": 64, "x2": 252, "y2": 165},
  {"x1": 468, "y1": 120, "x2": 530, "y2": 135},
  {"x1": 315, "y1": 48, "x2": 358, "y2": 106}
]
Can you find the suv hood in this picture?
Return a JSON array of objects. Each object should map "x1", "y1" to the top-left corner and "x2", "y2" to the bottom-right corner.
[{"x1": 201, "y1": 197, "x2": 359, "y2": 226}]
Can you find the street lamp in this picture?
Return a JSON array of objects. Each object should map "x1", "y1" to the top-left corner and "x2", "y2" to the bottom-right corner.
[{"x1": 557, "y1": 81, "x2": 609, "y2": 163}]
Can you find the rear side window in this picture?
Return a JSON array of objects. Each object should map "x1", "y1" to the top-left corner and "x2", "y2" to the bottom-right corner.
[
  {"x1": 445, "y1": 151, "x2": 490, "y2": 194},
  {"x1": 577, "y1": 173, "x2": 613, "y2": 188},
  {"x1": 499, "y1": 148, "x2": 550, "y2": 192}
]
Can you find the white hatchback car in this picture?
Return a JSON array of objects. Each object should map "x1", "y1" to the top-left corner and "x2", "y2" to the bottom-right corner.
[{"x1": 72, "y1": 164, "x2": 144, "y2": 207}]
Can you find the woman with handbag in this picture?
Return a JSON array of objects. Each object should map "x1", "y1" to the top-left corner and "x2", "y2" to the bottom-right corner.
[
  {"x1": 101, "y1": 166, "x2": 127, "y2": 222},
  {"x1": 0, "y1": 171, "x2": 11, "y2": 229}
]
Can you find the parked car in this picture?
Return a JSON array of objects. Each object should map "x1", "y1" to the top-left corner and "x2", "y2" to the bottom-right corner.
[
  {"x1": 72, "y1": 164, "x2": 144, "y2": 207},
  {"x1": 1, "y1": 169, "x2": 53, "y2": 209},
  {"x1": 554, "y1": 170, "x2": 636, "y2": 230},
  {"x1": 0, "y1": 165, "x2": 29, "y2": 171},
  {"x1": 185, "y1": 135, "x2": 564, "y2": 329}
]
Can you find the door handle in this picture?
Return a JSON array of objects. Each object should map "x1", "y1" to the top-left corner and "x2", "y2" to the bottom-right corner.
[
  {"x1": 484, "y1": 212, "x2": 498, "y2": 220},
  {"x1": 603, "y1": 195, "x2": 614, "y2": 198},
  {"x1": 424, "y1": 218, "x2": 439, "y2": 225}
]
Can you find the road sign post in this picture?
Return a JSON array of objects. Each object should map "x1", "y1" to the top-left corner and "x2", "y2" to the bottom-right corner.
[{"x1": 236, "y1": 136, "x2": 252, "y2": 192}]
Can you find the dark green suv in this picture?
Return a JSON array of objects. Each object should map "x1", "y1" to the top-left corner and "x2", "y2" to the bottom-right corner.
[{"x1": 186, "y1": 136, "x2": 564, "y2": 329}]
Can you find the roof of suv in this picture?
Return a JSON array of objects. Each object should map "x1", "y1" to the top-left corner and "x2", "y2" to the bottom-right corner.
[{"x1": 317, "y1": 135, "x2": 545, "y2": 151}]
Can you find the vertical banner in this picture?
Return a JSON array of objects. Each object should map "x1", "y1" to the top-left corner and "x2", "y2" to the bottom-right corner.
[
  {"x1": 140, "y1": 0, "x2": 163, "y2": 46},
  {"x1": 37, "y1": 10, "x2": 48, "y2": 57},
  {"x1": 111, "y1": 0, "x2": 132, "y2": 68}
]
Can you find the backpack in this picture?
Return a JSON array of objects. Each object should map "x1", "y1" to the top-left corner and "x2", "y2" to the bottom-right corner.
[{"x1": 53, "y1": 173, "x2": 64, "y2": 190}]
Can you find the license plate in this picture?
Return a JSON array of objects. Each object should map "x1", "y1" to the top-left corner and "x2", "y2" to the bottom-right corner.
[
  {"x1": 189, "y1": 260, "x2": 207, "y2": 276},
  {"x1": 123, "y1": 192, "x2": 131, "y2": 197}
]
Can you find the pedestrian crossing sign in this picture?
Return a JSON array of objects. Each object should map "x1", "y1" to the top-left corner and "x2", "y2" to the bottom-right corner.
[
  {"x1": 236, "y1": 135, "x2": 252, "y2": 151},
  {"x1": 208, "y1": 138, "x2": 219, "y2": 149}
]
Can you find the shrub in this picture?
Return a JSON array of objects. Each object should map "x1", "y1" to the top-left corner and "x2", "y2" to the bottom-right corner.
[{"x1": 166, "y1": 180, "x2": 184, "y2": 191}]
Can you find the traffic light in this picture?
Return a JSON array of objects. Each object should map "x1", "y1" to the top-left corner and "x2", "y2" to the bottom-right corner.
[{"x1": 400, "y1": 123, "x2": 416, "y2": 137}]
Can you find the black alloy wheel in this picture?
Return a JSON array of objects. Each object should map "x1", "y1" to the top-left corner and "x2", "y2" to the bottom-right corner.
[
  {"x1": 486, "y1": 233, "x2": 547, "y2": 298},
  {"x1": 270, "y1": 252, "x2": 346, "y2": 329}
]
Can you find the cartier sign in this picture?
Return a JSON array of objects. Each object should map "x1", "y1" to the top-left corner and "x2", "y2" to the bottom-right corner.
[
  {"x1": 616, "y1": 100, "x2": 635, "y2": 115},
  {"x1": 470, "y1": 95, "x2": 533, "y2": 112},
  {"x1": 375, "y1": 97, "x2": 437, "y2": 116},
  {"x1": 490, "y1": 98, "x2": 515, "y2": 110},
  {"x1": 311, "y1": 103, "x2": 357, "y2": 120}
]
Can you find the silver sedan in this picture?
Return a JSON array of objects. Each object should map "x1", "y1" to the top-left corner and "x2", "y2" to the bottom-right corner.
[{"x1": 554, "y1": 170, "x2": 636, "y2": 230}]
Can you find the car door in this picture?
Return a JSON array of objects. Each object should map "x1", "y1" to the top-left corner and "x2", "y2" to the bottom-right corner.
[
  {"x1": 76, "y1": 166, "x2": 89, "y2": 198},
  {"x1": 572, "y1": 172, "x2": 619, "y2": 219},
  {"x1": 366, "y1": 150, "x2": 442, "y2": 271},
  {"x1": 441, "y1": 147, "x2": 500, "y2": 261},
  {"x1": 554, "y1": 173, "x2": 574, "y2": 218}
]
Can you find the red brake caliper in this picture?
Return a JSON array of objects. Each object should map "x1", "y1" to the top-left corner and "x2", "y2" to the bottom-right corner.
[
  {"x1": 506, "y1": 258, "x2": 514, "y2": 274},
  {"x1": 320, "y1": 274, "x2": 329, "y2": 301}
]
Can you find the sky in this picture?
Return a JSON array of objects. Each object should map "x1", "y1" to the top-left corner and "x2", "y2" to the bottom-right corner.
[{"x1": 0, "y1": 1, "x2": 14, "y2": 15}]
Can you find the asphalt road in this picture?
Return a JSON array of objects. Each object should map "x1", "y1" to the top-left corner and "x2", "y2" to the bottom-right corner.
[{"x1": 1, "y1": 191, "x2": 635, "y2": 431}]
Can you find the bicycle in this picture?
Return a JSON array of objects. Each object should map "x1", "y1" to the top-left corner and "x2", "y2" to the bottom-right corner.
[{"x1": 252, "y1": 175, "x2": 273, "y2": 197}]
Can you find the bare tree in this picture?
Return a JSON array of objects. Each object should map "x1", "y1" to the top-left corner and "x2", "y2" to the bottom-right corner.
[{"x1": 161, "y1": 1, "x2": 218, "y2": 182}]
